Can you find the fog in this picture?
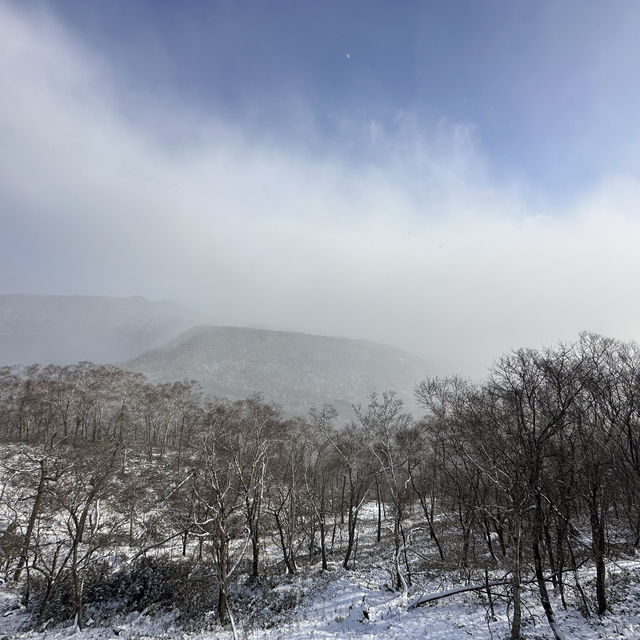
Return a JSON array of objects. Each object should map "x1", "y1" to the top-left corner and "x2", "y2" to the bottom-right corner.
[{"x1": 2, "y1": 3, "x2": 640, "y2": 378}]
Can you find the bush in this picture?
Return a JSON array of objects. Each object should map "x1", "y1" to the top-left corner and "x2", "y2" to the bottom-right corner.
[
  {"x1": 27, "y1": 556, "x2": 220, "y2": 628},
  {"x1": 28, "y1": 561, "x2": 112, "y2": 625},
  {"x1": 231, "y1": 574, "x2": 310, "y2": 628},
  {"x1": 26, "y1": 556, "x2": 311, "y2": 631}
]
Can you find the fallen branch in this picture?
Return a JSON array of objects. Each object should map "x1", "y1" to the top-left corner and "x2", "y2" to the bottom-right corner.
[
  {"x1": 410, "y1": 566, "x2": 584, "y2": 609},
  {"x1": 410, "y1": 578, "x2": 510, "y2": 608}
]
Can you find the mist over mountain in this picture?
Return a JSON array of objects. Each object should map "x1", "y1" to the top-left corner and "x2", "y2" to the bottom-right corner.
[
  {"x1": 125, "y1": 325, "x2": 427, "y2": 417},
  {"x1": 0, "y1": 295, "x2": 428, "y2": 416},
  {"x1": 0, "y1": 294, "x2": 197, "y2": 366}
]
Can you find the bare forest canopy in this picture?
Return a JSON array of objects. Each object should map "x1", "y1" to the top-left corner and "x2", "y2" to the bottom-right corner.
[{"x1": 0, "y1": 332, "x2": 639, "y2": 639}]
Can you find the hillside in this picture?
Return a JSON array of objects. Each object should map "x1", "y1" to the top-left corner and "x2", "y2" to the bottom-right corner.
[
  {"x1": 0, "y1": 294, "x2": 196, "y2": 365},
  {"x1": 126, "y1": 325, "x2": 427, "y2": 416}
]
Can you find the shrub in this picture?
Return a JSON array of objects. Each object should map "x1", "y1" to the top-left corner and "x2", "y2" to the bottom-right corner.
[{"x1": 27, "y1": 556, "x2": 220, "y2": 628}]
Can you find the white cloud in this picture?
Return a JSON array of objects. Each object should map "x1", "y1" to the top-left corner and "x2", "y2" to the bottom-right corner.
[{"x1": 2, "y1": 3, "x2": 640, "y2": 378}]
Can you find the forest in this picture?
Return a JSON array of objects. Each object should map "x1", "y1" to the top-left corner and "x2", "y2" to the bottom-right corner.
[{"x1": 1, "y1": 332, "x2": 639, "y2": 640}]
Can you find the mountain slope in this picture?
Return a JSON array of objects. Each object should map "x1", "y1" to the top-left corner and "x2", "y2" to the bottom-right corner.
[
  {"x1": 125, "y1": 325, "x2": 427, "y2": 417},
  {"x1": 0, "y1": 294, "x2": 196, "y2": 365}
]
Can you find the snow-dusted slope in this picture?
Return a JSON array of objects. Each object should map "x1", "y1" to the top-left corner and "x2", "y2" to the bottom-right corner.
[{"x1": 125, "y1": 325, "x2": 428, "y2": 416}]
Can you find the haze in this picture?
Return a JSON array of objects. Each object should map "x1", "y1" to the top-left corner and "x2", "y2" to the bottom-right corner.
[{"x1": 2, "y1": 1, "x2": 640, "y2": 377}]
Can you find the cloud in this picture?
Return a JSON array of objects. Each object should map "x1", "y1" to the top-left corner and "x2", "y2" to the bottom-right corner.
[{"x1": 2, "y1": 3, "x2": 640, "y2": 378}]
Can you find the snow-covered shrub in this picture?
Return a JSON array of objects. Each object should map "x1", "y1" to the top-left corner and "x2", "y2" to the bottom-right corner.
[
  {"x1": 26, "y1": 557, "x2": 222, "y2": 628},
  {"x1": 27, "y1": 560, "x2": 113, "y2": 625},
  {"x1": 96, "y1": 556, "x2": 219, "y2": 623},
  {"x1": 229, "y1": 574, "x2": 311, "y2": 628}
]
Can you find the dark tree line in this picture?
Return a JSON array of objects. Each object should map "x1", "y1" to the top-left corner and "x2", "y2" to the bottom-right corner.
[
  {"x1": 415, "y1": 333, "x2": 640, "y2": 639},
  {"x1": 0, "y1": 332, "x2": 639, "y2": 638}
]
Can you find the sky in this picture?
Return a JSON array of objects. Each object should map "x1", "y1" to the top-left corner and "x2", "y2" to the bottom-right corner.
[{"x1": 2, "y1": 0, "x2": 640, "y2": 377}]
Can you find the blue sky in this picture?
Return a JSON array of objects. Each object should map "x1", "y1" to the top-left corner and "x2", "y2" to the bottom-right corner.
[
  {"x1": 2, "y1": 1, "x2": 640, "y2": 375},
  {"x1": 45, "y1": 0, "x2": 640, "y2": 197}
]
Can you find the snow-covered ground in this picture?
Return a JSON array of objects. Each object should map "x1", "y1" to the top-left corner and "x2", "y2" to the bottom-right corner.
[
  {"x1": 2, "y1": 557, "x2": 640, "y2": 640},
  {"x1": 1, "y1": 445, "x2": 638, "y2": 640}
]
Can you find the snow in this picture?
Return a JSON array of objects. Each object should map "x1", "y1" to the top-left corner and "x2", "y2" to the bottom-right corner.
[
  {"x1": 2, "y1": 558, "x2": 640, "y2": 640},
  {"x1": 2, "y1": 452, "x2": 639, "y2": 640}
]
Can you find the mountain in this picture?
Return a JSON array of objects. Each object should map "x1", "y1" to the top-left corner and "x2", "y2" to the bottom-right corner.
[
  {"x1": 125, "y1": 325, "x2": 427, "y2": 417},
  {"x1": 0, "y1": 294, "x2": 196, "y2": 365},
  {"x1": 0, "y1": 295, "x2": 429, "y2": 416}
]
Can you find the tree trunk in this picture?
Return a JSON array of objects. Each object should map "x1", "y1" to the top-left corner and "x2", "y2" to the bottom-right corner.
[
  {"x1": 342, "y1": 494, "x2": 358, "y2": 569},
  {"x1": 251, "y1": 530, "x2": 260, "y2": 578},
  {"x1": 319, "y1": 488, "x2": 328, "y2": 571},
  {"x1": 533, "y1": 491, "x2": 564, "y2": 639},
  {"x1": 589, "y1": 493, "x2": 607, "y2": 615},
  {"x1": 14, "y1": 459, "x2": 48, "y2": 582},
  {"x1": 533, "y1": 536, "x2": 564, "y2": 639},
  {"x1": 216, "y1": 533, "x2": 229, "y2": 623},
  {"x1": 217, "y1": 582, "x2": 229, "y2": 623},
  {"x1": 376, "y1": 480, "x2": 382, "y2": 544},
  {"x1": 510, "y1": 522, "x2": 522, "y2": 640}
]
